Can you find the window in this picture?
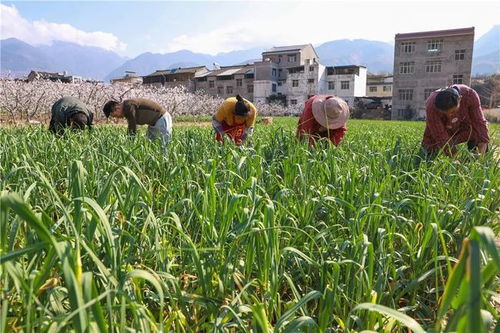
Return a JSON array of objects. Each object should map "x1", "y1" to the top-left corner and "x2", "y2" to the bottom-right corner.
[
  {"x1": 398, "y1": 89, "x2": 413, "y2": 101},
  {"x1": 397, "y1": 109, "x2": 406, "y2": 118},
  {"x1": 308, "y1": 79, "x2": 314, "y2": 84},
  {"x1": 424, "y1": 88, "x2": 435, "y2": 100},
  {"x1": 369, "y1": 86, "x2": 377, "y2": 92},
  {"x1": 272, "y1": 83, "x2": 276, "y2": 92},
  {"x1": 278, "y1": 55, "x2": 282, "y2": 63},
  {"x1": 217, "y1": 87, "x2": 223, "y2": 94},
  {"x1": 247, "y1": 85, "x2": 254, "y2": 93},
  {"x1": 425, "y1": 61, "x2": 442, "y2": 73},
  {"x1": 277, "y1": 81, "x2": 282, "y2": 86},
  {"x1": 288, "y1": 54, "x2": 297, "y2": 62},
  {"x1": 341, "y1": 81, "x2": 350, "y2": 90},
  {"x1": 292, "y1": 80, "x2": 299, "y2": 87},
  {"x1": 278, "y1": 69, "x2": 282, "y2": 77},
  {"x1": 455, "y1": 49, "x2": 465, "y2": 60},
  {"x1": 236, "y1": 79, "x2": 242, "y2": 87},
  {"x1": 209, "y1": 81, "x2": 215, "y2": 88},
  {"x1": 399, "y1": 62, "x2": 415, "y2": 74},
  {"x1": 328, "y1": 81, "x2": 335, "y2": 90},
  {"x1": 427, "y1": 39, "x2": 443, "y2": 52},
  {"x1": 383, "y1": 85, "x2": 392, "y2": 92},
  {"x1": 226, "y1": 86, "x2": 233, "y2": 94},
  {"x1": 272, "y1": 68, "x2": 277, "y2": 77},
  {"x1": 309, "y1": 66, "x2": 315, "y2": 72},
  {"x1": 452, "y1": 74, "x2": 464, "y2": 84},
  {"x1": 290, "y1": 99, "x2": 297, "y2": 105},
  {"x1": 400, "y1": 41, "x2": 415, "y2": 53}
]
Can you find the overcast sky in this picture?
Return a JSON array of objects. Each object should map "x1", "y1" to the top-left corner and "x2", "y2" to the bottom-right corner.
[{"x1": 1, "y1": 0, "x2": 499, "y2": 57}]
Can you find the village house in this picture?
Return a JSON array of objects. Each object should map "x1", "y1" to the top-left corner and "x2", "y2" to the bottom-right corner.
[
  {"x1": 194, "y1": 64, "x2": 255, "y2": 100},
  {"x1": 366, "y1": 75, "x2": 393, "y2": 97},
  {"x1": 110, "y1": 71, "x2": 143, "y2": 85},
  {"x1": 27, "y1": 70, "x2": 82, "y2": 83},
  {"x1": 142, "y1": 66, "x2": 209, "y2": 91},
  {"x1": 392, "y1": 27, "x2": 474, "y2": 120},
  {"x1": 323, "y1": 65, "x2": 367, "y2": 106},
  {"x1": 253, "y1": 44, "x2": 320, "y2": 104}
]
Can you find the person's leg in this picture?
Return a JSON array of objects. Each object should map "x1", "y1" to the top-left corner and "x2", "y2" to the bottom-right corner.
[
  {"x1": 159, "y1": 113, "x2": 172, "y2": 147},
  {"x1": 467, "y1": 139, "x2": 477, "y2": 152},
  {"x1": 147, "y1": 124, "x2": 159, "y2": 141},
  {"x1": 149, "y1": 113, "x2": 172, "y2": 148}
]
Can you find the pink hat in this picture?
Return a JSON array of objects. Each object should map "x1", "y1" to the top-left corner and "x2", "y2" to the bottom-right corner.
[{"x1": 311, "y1": 96, "x2": 350, "y2": 129}]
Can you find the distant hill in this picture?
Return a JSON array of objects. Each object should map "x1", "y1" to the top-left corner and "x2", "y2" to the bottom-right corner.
[
  {"x1": 2, "y1": 25, "x2": 498, "y2": 81},
  {"x1": 37, "y1": 41, "x2": 127, "y2": 80},
  {"x1": 472, "y1": 25, "x2": 499, "y2": 75},
  {"x1": 104, "y1": 47, "x2": 265, "y2": 81},
  {"x1": 0, "y1": 38, "x2": 127, "y2": 80},
  {"x1": 0, "y1": 38, "x2": 54, "y2": 77}
]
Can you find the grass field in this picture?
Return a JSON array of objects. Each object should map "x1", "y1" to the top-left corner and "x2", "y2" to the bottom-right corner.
[{"x1": 1, "y1": 118, "x2": 499, "y2": 332}]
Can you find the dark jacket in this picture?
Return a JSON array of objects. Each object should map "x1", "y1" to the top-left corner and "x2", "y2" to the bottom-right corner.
[
  {"x1": 49, "y1": 97, "x2": 93, "y2": 134},
  {"x1": 122, "y1": 98, "x2": 166, "y2": 135}
]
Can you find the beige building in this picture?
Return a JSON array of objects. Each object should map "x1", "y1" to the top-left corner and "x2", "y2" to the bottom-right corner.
[
  {"x1": 195, "y1": 64, "x2": 255, "y2": 100},
  {"x1": 366, "y1": 75, "x2": 393, "y2": 97},
  {"x1": 110, "y1": 71, "x2": 142, "y2": 85},
  {"x1": 392, "y1": 27, "x2": 474, "y2": 120},
  {"x1": 143, "y1": 66, "x2": 209, "y2": 91}
]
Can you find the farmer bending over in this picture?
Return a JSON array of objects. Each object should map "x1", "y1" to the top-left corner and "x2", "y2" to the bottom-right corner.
[
  {"x1": 103, "y1": 98, "x2": 172, "y2": 148},
  {"x1": 422, "y1": 84, "x2": 489, "y2": 157},
  {"x1": 212, "y1": 95, "x2": 257, "y2": 145},
  {"x1": 297, "y1": 95, "x2": 350, "y2": 146},
  {"x1": 49, "y1": 96, "x2": 93, "y2": 135}
]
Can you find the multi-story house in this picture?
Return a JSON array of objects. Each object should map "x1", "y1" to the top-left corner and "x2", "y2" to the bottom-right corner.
[
  {"x1": 366, "y1": 75, "x2": 393, "y2": 97},
  {"x1": 253, "y1": 44, "x2": 320, "y2": 104},
  {"x1": 286, "y1": 62, "x2": 326, "y2": 107},
  {"x1": 142, "y1": 66, "x2": 209, "y2": 91},
  {"x1": 392, "y1": 27, "x2": 474, "y2": 120},
  {"x1": 195, "y1": 64, "x2": 255, "y2": 100},
  {"x1": 323, "y1": 65, "x2": 367, "y2": 106}
]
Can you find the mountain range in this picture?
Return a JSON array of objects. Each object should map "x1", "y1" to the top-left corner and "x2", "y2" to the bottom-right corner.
[{"x1": 1, "y1": 25, "x2": 498, "y2": 80}]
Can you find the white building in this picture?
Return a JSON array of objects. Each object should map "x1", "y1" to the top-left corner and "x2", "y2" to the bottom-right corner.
[
  {"x1": 323, "y1": 65, "x2": 367, "y2": 106},
  {"x1": 253, "y1": 45, "x2": 367, "y2": 107}
]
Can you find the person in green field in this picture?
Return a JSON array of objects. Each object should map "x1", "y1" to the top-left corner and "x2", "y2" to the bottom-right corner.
[
  {"x1": 49, "y1": 96, "x2": 94, "y2": 135},
  {"x1": 103, "y1": 98, "x2": 172, "y2": 148}
]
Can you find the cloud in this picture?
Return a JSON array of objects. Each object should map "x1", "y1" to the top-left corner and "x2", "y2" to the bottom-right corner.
[
  {"x1": 0, "y1": 4, "x2": 126, "y2": 52},
  {"x1": 163, "y1": 1, "x2": 498, "y2": 55}
]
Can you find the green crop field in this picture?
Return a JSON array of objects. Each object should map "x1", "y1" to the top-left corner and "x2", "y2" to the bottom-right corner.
[{"x1": 1, "y1": 118, "x2": 499, "y2": 332}]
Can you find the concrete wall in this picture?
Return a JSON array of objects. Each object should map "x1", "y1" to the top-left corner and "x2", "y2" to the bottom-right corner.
[
  {"x1": 392, "y1": 32, "x2": 474, "y2": 120},
  {"x1": 253, "y1": 80, "x2": 274, "y2": 104},
  {"x1": 324, "y1": 68, "x2": 367, "y2": 106}
]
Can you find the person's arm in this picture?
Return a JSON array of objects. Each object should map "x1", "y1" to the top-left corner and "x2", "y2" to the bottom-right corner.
[
  {"x1": 213, "y1": 101, "x2": 229, "y2": 133},
  {"x1": 467, "y1": 90, "x2": 489, "y2": 154},
  {"x1": 425, "y1": 101, "x2": 453, "y2": 156},
  {"x1": 329, "y1": 127, "x2": 346, "y2": 146},
  {"x1": 242, "y1": 126, "x2": 254, "y2": 140},
  {"x1": 212, "y1": 116, "x2": 225, "y2": 134},
  {"x1": 123, "y1": 103, "x2": 137, "y2": 135}
]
